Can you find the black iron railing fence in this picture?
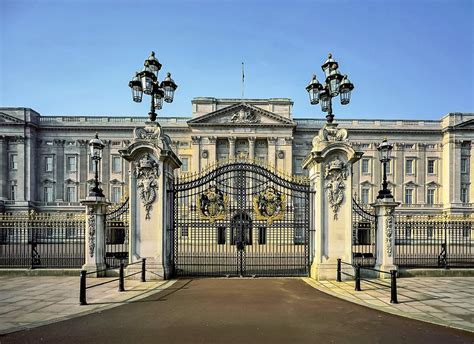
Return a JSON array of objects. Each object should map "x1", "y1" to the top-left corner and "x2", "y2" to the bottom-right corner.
[
  {"x1": 0, "y1": 211, "x2": 85, "y2": 268},
  {"x1": 395, "y1": 214, "x2": 473, "y2": 268}
]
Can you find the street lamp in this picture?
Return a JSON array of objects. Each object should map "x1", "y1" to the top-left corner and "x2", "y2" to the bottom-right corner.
[
  {"x1": 306, "y1": 53, "x2": 354, "y2": 123},
  {"x1": 128, "y1": 51, "x2": 178, "y2": 122},
  {"x1": 377, "y1": 138, "x2": 394, "y2": 199},
  {"x1": 89, "y1": 133, "x2": 105, "y2": 197}
]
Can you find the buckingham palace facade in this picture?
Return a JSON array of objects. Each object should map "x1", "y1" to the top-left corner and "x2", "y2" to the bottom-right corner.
[{"x1": 0, "y1": 97, "x2": 472, "y2": 215}]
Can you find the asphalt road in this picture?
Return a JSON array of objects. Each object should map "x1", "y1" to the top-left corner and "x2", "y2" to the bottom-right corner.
[{"x1": 1, "y1": 278, "x2": 473, "y2": 344}]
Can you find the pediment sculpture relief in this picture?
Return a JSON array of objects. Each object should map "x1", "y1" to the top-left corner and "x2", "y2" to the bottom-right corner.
[{"x1": 230, "y1": 108, "x2": 260, "y2": 124}]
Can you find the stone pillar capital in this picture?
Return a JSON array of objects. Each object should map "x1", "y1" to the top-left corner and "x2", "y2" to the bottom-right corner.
[
  {"x1": 228, "y1": 136, "x2": 237, "y2": 143},
  {"x1": 208, "y1": 136, "x2": 217, "y2": 144},
  {"x1": 248, "y1": 136, "x2": 256, "y2": 143},
  {"x1": 191, "y1": 136, "x2": 201, "y2": 145},
  {"x1": 267, "y1": 137, "x2": 277, "y2": 145}
]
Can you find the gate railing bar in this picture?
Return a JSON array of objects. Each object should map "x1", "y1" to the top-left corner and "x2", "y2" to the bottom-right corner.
[
  {"x1": 337, "y1": 258, "x2": 398, "y2": 304},
  {"x1": 79, "y1": 258, "x2": 146, "y2": 305}
]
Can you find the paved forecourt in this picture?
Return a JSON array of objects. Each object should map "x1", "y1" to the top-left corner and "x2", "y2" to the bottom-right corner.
[
  {"x1": 1, "y1": 278, "x2": 473, "y2": 344},
  {"x1": 304, "y1": 276, "x2": 474, "y2": 333},
  {"x1": 0, "y1": 276, "x2": 175, "y2": 335}
]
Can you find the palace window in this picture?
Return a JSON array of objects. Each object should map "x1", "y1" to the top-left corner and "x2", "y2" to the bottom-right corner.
[
  {"x1": 112, "y1": 156, "x2": 122, "y2": 173},
  {"x1": 461, "y1": 158, "x2": 469, "y2": 174},
  {"x1": 111, "y1": 186, "x2": 122, "y2": 203},
  {"x1": 426, "y1": 188, "x2": 435, "y2": 205},
  {"x1": 461, "y1": 186, "x2": 469, "y2": 203},
  {"x1": 66, "y1": 186, "x2": 76, "y2": 202},
  {"x1": 44, "y1": 186, "x2": 53, "y2": 202},
  {"x1": 361, "y1": 159, "x2": 370, "y2": 174},
  {"x1": 181, "y1": 157, "x2": 189, "y2": 172},
  {"x1": 45, "y1": 156, "x2": 53, "y2": 172},
  {"x1": 427, "y1": 159, "x2": 435, "y2": 174},
  {"x1": 405, "y1": 159, "x2": 414, "y2": 175},
  {"x1": 9, "y1": 154, "x2": 18, "y2": 170},
  {"x1": 405, "y1": 188, "x2": 413, "y2": 204},
  {"x1": 10, "y1": 183, "x2": 17, "y2": 200},
  {"x1": 67, "y1": 156, "x2": 77, "y2": 172},
  {"x1": 361, "y1": 188, "x2": 370, "y2": 204}
]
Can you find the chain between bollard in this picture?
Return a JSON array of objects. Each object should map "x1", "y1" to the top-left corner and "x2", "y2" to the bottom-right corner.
[
  {"x1": 80, "y1": 270, "x2": 87, "y2": 305},
  {"x1": 390, "y1": 269, "x2": 398, "y2": 304}
]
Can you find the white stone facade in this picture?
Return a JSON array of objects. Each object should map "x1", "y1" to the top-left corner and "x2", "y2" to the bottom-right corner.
[{"x1": 0, "y1": 98, "x2": 472, "y2": 215}]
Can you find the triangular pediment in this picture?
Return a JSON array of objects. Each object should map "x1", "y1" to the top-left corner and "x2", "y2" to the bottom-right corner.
[
  {"x1": 0, "y1": 112, "x2": 24, "y2": 124},
  {"x1": 454, "y1": 118, "x2": 474, "y2": 129},
  {"x1": 187, "y1": 103, "x2": 295, "y2": 127}
]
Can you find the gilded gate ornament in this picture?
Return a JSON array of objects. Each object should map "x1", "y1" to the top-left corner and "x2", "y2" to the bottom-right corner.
[
  {"x1": 198, "y1": 186, "x2": 228, "y2": 223},
  {"x1": 253, "y1": 186, "x2": 286, "y2": 224}
]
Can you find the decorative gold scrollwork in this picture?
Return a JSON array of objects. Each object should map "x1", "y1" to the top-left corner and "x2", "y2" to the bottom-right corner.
[
  {"x1": 198, "y1": 186, "x2": 228, "y2": 223},
  {"x1": 253, "y1": 186, "x2": 286, "y2": 224}
]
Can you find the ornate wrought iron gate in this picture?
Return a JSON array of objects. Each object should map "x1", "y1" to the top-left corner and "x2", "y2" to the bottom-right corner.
[
  {"x1": 105, "y1": 198, "x2": 129, "y2": 267},
  {"x1": 352, "y1": 198, "x2": 377, "y2": 267},
  {"x1": 173, "y1": 161, "x2": 311, "y2": 277}
]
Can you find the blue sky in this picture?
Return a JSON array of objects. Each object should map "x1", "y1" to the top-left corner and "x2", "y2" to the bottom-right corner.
[{"x1": 1, "y1": 0, "x2": 473, "y2": 119}]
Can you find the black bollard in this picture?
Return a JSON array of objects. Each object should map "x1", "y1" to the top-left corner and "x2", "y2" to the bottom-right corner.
[
  {"x1": 355, "y1": 264, "x2": 361, "y2": 291},
  {"x1": 337, "y1": 259, "x2": 342, "y2": 282},
  {"x1": 80, "y1": 270, "x2": 87, "y2": 305},
  {"x1": 141, "y1": 258, "x2": 146, "y2": 282},
  {"x1": 119, "y1": 262, "x2": 125, "y2": 292},
  {"x1": 390, "y1": 270, "x2": 398, "y2": 304}
]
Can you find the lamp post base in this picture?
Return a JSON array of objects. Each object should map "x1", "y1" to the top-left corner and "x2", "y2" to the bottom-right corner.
[{"x1": 148, "y1": 111, "x2": 157, "y2": 122}]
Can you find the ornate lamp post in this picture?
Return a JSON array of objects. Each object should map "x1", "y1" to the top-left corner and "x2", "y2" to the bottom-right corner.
[
  {"x1": 89, "y1": 133, "x2": 105, "y2": 197},
  {"x1": 306, "y1": 53, "x2": 354, "y2": 123},
  {"x1": 128, "y1": 51, "x2": 178, "y2": 122},
  {"x1": 377, "y1": 138, "x2": 394, "y2": 199}
]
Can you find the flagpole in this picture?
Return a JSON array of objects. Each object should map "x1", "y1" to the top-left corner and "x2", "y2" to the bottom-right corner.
[{"x1": 241, "y1": 62, "x2": 244, "y2": 100}]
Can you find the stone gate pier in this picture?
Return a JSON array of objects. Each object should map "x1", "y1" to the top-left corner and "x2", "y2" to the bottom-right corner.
[
  {"x1": 120, "y1": 122, "x2": 181, "y2": 279},
  {"x1": 304, "y1": 122, "x2": 363, "y2": 280}
]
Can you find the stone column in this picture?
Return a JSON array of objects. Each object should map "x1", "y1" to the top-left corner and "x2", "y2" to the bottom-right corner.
[
  {"x1": 120, "y1": 122, "x2": 181, "y2": 279},
  {"x1": 267, "y1": 137, "x2": 277, "y2": 168},
  {"x1": 78, "y1": 140, "x2": 89, "y2": 200},
  {"x1": 191, "y1": 136, "x2": 201, "y2": 173},
  {"x1": 372, "y1": 198, "x2": 400, "y2": 275},
  {"x1": 248, "y1": 137, "x2": 256, "y2": 161},
  {"x1": 470, "y1": 143, "x2": 474, "y2": 205},
  {"x1": 283, "y1": 137, "x2": 293, "y2": 174},
  {"x1": 303, "y1": 123, "x2": 363, "y2": 280},
  {"x1": 228, "y1": 137, "x2": 236, "y2": 160},
  {"x1": 0, "y1": 136, "x2": 7, "y2": 201},
  {"x1": 81, "y1": 195, "x2": 110, "y2": 277},
  {"x1": 54, "y1": 139, "x2": 65, "y2": 201},
  {"x1": 208, "y1": 136, "x2": 217, "y2": 165},
  {"x1": 102, "y1": 140, "x2": 111, "y2": 199}
]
